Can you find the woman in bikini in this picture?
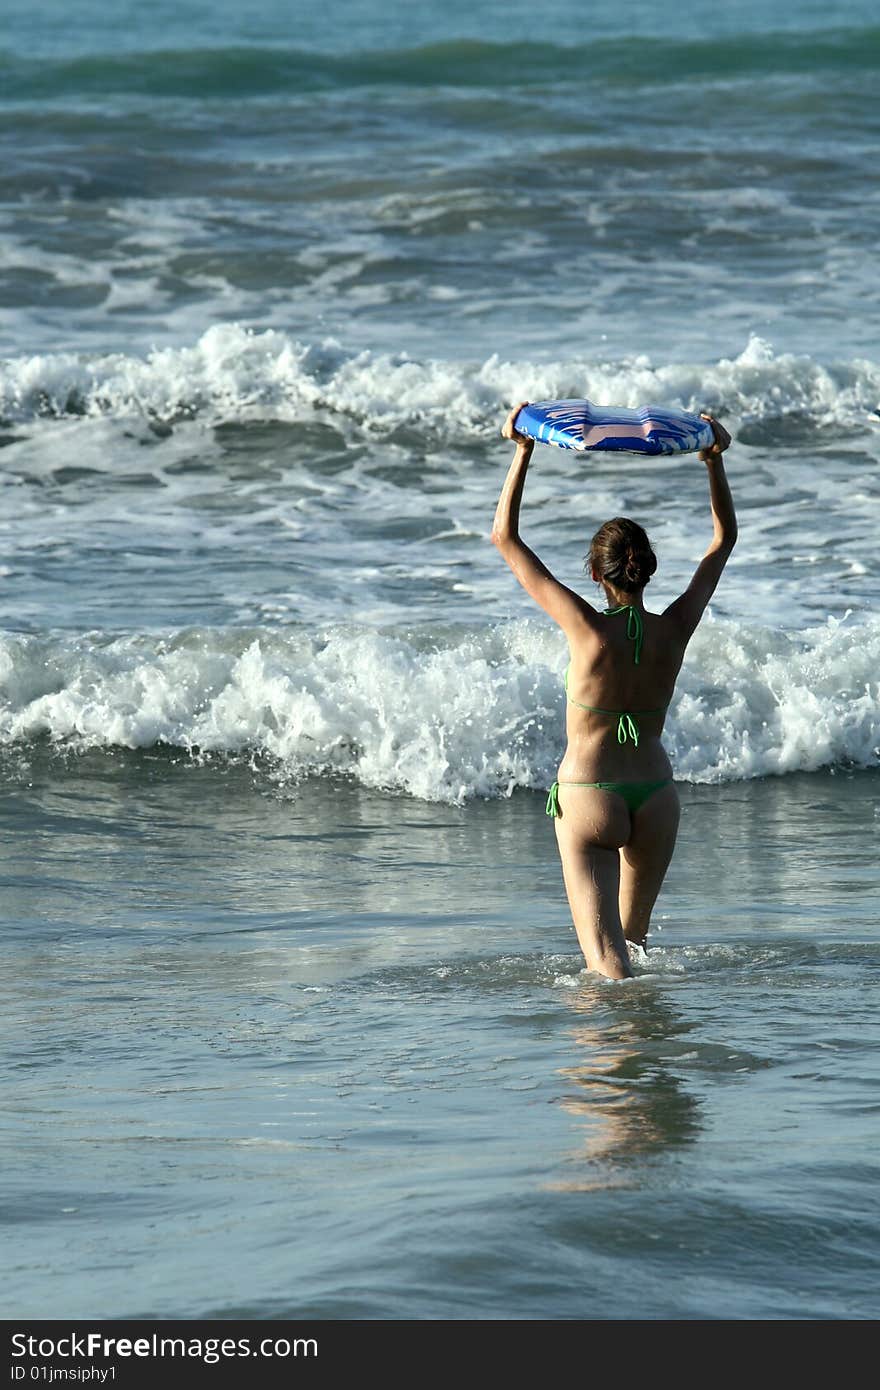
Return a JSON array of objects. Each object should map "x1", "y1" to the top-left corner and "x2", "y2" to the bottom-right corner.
[{"x1": 492, "y1": 403, "x2": 736, "y2": 980}]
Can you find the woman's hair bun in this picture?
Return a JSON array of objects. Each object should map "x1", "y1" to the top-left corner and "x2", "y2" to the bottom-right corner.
[{"x1": 587, "y1": 519, "x2": 657, "y2": 593}]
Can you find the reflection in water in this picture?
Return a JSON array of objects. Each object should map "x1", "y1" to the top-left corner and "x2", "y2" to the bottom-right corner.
[{"x1": 550, "y1": 986, "x2": 702, "y2": 1191}]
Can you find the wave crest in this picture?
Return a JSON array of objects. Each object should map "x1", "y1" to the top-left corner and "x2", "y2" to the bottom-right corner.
[
  {"x1": 2, "y1": 30, "x2": 878, "y2": 100},
  {"x1": 1, "y1": 326, "x2": 878, "y2": 445},
  {"x1": 1, "y1": 616, "x2": 877, "y2": 801}
]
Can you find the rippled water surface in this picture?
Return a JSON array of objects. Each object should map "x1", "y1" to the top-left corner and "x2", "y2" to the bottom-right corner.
[{"x1": 4, "y1": 761, "x2": 879, "y2": 1318}]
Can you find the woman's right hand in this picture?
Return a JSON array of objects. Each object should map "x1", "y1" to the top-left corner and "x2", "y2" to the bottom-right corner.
[
  {"x1": 699, "y1": 413, "x2": 731, "y2": 460},
  {"x1": 501, "y1": 401, "x2": 533, "y2": 447}
]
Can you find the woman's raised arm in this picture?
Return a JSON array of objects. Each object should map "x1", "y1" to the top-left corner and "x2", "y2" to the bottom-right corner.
[
  {"x1": 492, "y1": 403, "x2": 595, "y2": 638},
  {"x1": 664, "y1": 413, "x2": 738, "y2": 639}
]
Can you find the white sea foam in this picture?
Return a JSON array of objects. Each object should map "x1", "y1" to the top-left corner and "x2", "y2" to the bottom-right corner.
[
  {"x1": 1, "y1": 615, "x2": 877, "y2": 801},
  {"x1": 1, "y1": 325, "x2": 877, "y2": 438}
]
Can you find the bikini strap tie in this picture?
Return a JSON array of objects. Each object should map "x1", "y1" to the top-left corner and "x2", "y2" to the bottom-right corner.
[
  {"x1": 545, "y1": 781, "x2": 561, "y2": 818},
  {"x1": 616, "y1": 713, "x2": 640, "y2": 746},
  {"x1": 605, "y1": 604, "x2": 643, "y2": 665}
]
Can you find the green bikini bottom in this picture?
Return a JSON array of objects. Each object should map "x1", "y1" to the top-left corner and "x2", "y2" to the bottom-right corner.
[{"x1": 545, "y1": 778, "x2": 672, "y2": 818}]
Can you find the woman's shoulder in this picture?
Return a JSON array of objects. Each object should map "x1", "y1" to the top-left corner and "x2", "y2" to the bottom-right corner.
[{"x1": 642, "y1": 606, "x2": 691, "y2": 658}]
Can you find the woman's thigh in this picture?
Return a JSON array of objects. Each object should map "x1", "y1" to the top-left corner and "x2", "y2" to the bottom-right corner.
[
  {"x1": 552, "y1": 787, "x2": 633, "y2": 977},
  {"x1": 618, "y1": 782, "x2": 681, "y2": 943}
]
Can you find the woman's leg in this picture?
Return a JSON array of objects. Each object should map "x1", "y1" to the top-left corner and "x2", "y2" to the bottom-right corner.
[
  {"x1": 618, "y1": 782, "x2": 680, "y2": 947},
  {"x1": 553, "y1": 787, "x2": 633, "y2": 979}
]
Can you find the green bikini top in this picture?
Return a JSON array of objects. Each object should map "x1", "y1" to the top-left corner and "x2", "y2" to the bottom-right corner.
[{"x1": 564, "y1": 605, "x2": 666, "y2": 746}]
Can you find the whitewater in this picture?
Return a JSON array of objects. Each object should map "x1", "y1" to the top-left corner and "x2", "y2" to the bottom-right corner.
[
  {"x1": 1, "y1": 613, "x2": 878, "y2": 800},
  {"x1": 2, "y1": 325, "x2": 878, "y2": 437},
  {"x1": 1, "y1": 327, "x2": 878, "y2": 800}
]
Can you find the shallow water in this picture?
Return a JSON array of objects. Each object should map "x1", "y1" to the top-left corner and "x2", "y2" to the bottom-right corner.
[
  {"x1": 1, "y1": 0, "x2": 879, "y2": 1322},
  {"x1": 3, "y1": 760, "x2": 878, "y2": 1319}
]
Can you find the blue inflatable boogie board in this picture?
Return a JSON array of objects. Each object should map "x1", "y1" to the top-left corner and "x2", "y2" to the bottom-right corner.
[{"x1": 514, "y1": 399, "x2": 714, "y2": 456}]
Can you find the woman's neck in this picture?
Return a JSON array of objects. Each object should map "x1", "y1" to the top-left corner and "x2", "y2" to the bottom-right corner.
[{"x1": 602, "y1": 586, "x2": 645, "y2": 611}]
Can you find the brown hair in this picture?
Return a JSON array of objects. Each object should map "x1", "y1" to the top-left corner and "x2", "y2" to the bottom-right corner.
[{"x1": 587, "y1": 518, "x2": 657, "y2": 593}]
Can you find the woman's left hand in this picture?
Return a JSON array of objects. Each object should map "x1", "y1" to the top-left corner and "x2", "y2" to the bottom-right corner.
[
  {"x1": 501, "y1": 401, "x2": 533, "y2": 447},
  {"x1": 699, "y1": 413, "x2": 732, "y2": 457}
]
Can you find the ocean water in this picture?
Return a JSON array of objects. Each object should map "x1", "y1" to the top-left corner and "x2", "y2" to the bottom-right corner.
[{"x1": 2, "y1": 0, "x2": 879, "y2": 1321}]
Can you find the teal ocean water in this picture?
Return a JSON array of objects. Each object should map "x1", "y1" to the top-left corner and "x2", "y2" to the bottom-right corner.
[{"x1": 1, "y1": 0, "x2": 878, "y2": 1320}]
